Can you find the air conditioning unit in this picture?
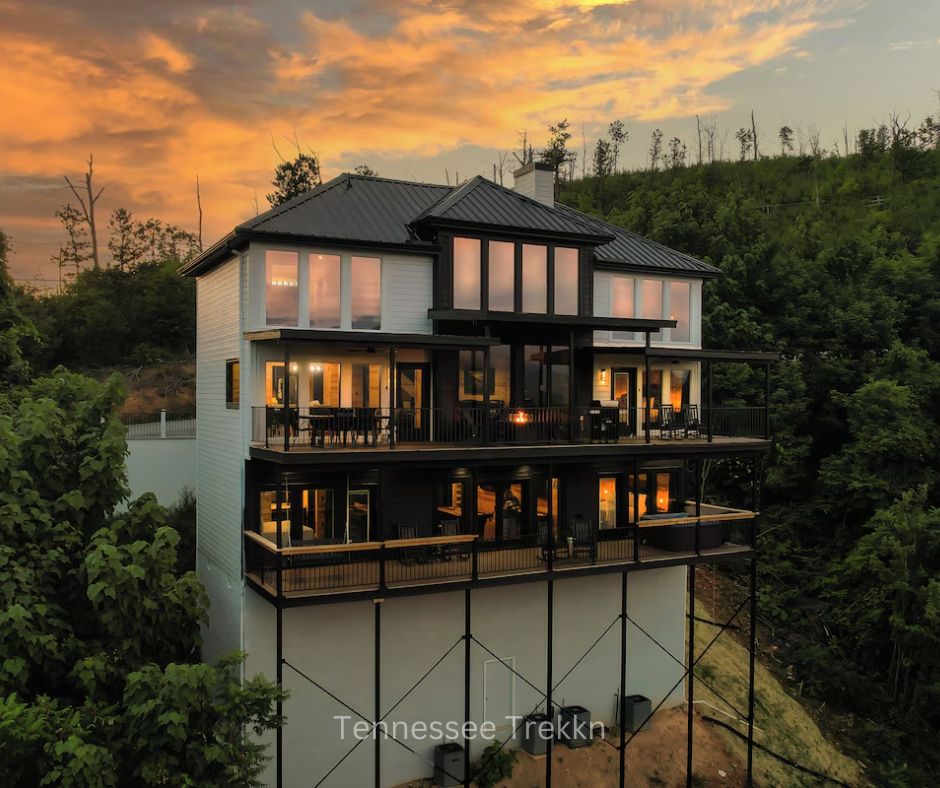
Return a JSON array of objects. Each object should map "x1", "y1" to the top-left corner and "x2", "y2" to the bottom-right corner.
[
  {"x1": 433, "y1": 742, "x2": 465, "y2": 787},
  {"x1": 556, "y1": 705, "x2": 592, "y2": 748},
  {"x1": 520, "y1": 712, "x2": 552, "y2": 755},
  {"x1": 622, "y1": 694, "x2": 652, "y2": 733}
]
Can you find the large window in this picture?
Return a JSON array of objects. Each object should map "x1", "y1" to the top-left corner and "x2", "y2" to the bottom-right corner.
[
  {"x1": 308, "y1": 362, "x2": 340, "y2": 407},
  {"x1": 458, "y1": 347, "x2": 509, "y2": 403},
  {"x1": 352, "y1": 363, "x2": 382, "y2": 407},
  {"x1": 553, "y1": 247, "x2": 579, "y2": 315},
  {"x1": 267, "y1": 362, "x2": 298, "y2": 405},
  {"x1": 522, "y1": 244, "x2": 548, "y2": 313},
  {"x1": 453, "y1": 237, "x2": 481, "y2": 310},
  {"x1": 669, "y1": 280, "x2": 691, "y2": 342},
  {"x1": 488, "y1": 240, "x2": 514, "y2": 311},
  {"x1": 641, "y1": 279, "x2": 664, "y2": 340},
  {"x1": 524, "y1": 345, "x2": 567, "y2": 406},
  {"x1": 265, "y1": 250, "x2": 299, "y2": 325},
  {"x1": 308, "y1": 253, "x2": 341, "y2": 328},
  {"x1": 351, "y1": 256, "x2": 381, "y2": 329}
]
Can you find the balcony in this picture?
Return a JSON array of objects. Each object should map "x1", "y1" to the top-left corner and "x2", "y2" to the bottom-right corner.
[
  {"x1": 250, "y1": 404, "x2": 768, "y2": 453},
  {"x1": 244, "y1": 503, "x2": 755, "y2": 603}
]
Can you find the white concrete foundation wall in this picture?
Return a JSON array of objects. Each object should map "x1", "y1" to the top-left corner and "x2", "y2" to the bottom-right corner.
[
  {"x1": 123, "y1": 438, "x2": 196, "y2": 507},
  {"x1": 245, "y1": 565, "x2": 687, "y2": 788}
]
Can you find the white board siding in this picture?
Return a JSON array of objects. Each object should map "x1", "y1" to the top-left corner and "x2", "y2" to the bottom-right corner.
[
  {"x1": 381, "y1": 257, "x2": 433, "y2": 334},
  {"x1": 196, "y1": 258, "x2": 244, "y2": 583},
  {"x1": 246, "y1": 566, "x2": 687, "y2": 788}
]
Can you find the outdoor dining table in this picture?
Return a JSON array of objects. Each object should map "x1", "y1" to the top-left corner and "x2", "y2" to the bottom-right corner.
[{"x1": 299, "y1": 412, "x2": 334, "y2": 447}]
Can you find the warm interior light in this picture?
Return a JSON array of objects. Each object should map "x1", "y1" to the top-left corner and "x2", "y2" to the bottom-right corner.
[
  {"x1": 656, "y1": 483, "x2": 669, "y2": 512},
  {"x1": 599, "y1": 368, "x2": 608, "y2": 385},
  {"x1": 289, "y1": 362, "x2": 298, "y2": 373},
  {"x1": 511, "y1": 410, "x2": 529, "y2": 425},
  {"x1": 309, "y1": 362, "x2": 322, "y2": 372}
]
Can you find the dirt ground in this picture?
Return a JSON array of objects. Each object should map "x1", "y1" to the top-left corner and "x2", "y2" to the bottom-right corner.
[
  {"x1": 395, "y1": 707, "x2": 744, "y2": 788},
  {"x1": 500, "y1": 708, "x2": 744, "y2": 788}
]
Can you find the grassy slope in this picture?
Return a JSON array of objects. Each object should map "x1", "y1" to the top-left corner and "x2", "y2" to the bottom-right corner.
[{"x1": 693, "y1": 596, "x2": 864, "y2": 787}]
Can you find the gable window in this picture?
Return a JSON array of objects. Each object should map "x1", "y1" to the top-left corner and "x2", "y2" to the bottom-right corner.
[
  {"x1": 669, "y1": 280, "x2": 691, "y2": 342},
  {"x1": 351, "y1": 256, "x2": 381, "y2": 329},
  {"x1": 640, "y1": 279, "x2": 664, "y2": 340},
  {"x1": 553, "y1": 247, "x2": 579, "y2": 315},
  {"x1": 453, "y1": 237, "x2": 481, "y2": 310},
  {"x1": 265, "y1": 250, "x2": 299, "y2": 326},
  {"x1": 610, "y1": 274, "x2": 635, "y2": 341},
  {"x1": 488, "y1": 240, "x2": 514, "y2": 311},
  {"x1": 309, "y1": 253, "x2": 341, "y2": 328},
  {"x1": 521, "y1": 244, "x2": 547, "y2": 313},
  {"x1": 225, "y1": 359, "x2": 240, "y2": 408}
]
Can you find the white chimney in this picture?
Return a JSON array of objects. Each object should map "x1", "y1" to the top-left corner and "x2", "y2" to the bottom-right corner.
[{"x1": 513, "y1": 162, "x2": 555, "y2": 207}]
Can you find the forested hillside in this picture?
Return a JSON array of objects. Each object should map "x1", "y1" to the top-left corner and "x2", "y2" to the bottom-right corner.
[{"x1": 560, "y1": 142, "x2": 940, "y2": 785}]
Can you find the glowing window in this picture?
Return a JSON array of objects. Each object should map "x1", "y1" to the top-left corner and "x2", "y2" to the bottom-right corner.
[
  {"x1": 553, "y1": 247, "x2": 579, "y2": 315},
  {"x1": 521, "y1": 244, "x2": 547, "y2": 313},
  {"x1": 488, "y1": 241, "x2": 514, "y2": 311},
  {"x1": 308, "y1": 254, "x2": 341, "y2": 328},
  {"x1": 669, "y1": 280, "x2": 691, "y2": 342},
  {"x1": 265, "y1": 250, "x2": 299, "y2": 325},
  {"x1": 351, "y1": 256, "x2": 381, "y2": 329},
  {"x1": 453, "y1": 237, "x2": 481, "y2": 309}
]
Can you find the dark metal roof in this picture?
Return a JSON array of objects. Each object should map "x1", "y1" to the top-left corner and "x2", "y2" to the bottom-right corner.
[
  {"x1": 412, "y1": 175, "x2": 613, "y2": 241},
  {"x1": 181, "y1": 173, "x2": 720, "y2": 279},
  {"x1": 239, "y1": 173, "x2": 451, "y2": 244},
  {"x1": 553, "y1": 203, "x2": 721, "y2": 277}
]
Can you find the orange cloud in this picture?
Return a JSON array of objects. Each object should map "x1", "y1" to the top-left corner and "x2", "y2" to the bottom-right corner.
[{"x1": 0, "y1": 0, "x2": 844, "y2": 279}]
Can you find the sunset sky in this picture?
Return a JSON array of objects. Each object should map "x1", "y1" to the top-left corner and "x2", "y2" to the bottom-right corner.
[{"x1": 2, "y1": 0, "x2": 938, "y2": 282}]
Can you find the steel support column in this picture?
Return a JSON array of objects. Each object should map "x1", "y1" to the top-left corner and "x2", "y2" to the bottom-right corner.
[
  {"x1": 632, "y1": 459, "x2": 640, "y2": 562},
  {"x1": 568, "y1": 329, "x2": 575, "y2": 440},
  {"x1": 618, "y1": 572, "x2": 628, "y2": 788},
  {"x1": 706, "y1": 360, "x2": 713, "y2": 443},
  {"x1": 746, "y1": 458, "x2": 759, "y2": 785},
  {"x1": 546, "y1": 579, "x2": 554, "y2": 787},
  {"x1": 275, "y1": 468, "x2": 284, "y2": 788},
  {"x1": 463, "y1": 589, "x2": 472, "y2": 788},
  {"x1": 764, "y1": 362, "x2": 771, "y2": 440},
  {"x1": 686, "y1": 564, "x2": 696, "y2": 787},
  {"x1": 375, "y1": 599, "x2": 383, "y2": 788},
  {"x1": 482, "y1": 344, "x2": 490, "y2": 444}
]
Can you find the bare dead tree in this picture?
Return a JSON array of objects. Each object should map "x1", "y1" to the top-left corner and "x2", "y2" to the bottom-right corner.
[
  {"x1": 807, "y1": 123, "x2": 823, "y2": 158},
  {"x1": 195, "y1": 175, "x2": 203, "y2": 252},
  {"x1": 695, "y1": 115, "x2": 703, "y2": 165},
  {"x1": 64, "y1": 153, "x2": 104, "y2": 270},
  {"x1": 511, "y1": 130, "x2": 534, "y2": 168},
  {"x1": 581, "y1": 124, "x2": 587, "y2": 179},
  {"x1": 750, "y1": 110, "x2": 760, "y2": 161},
  {"x1": 843, "y1": 123, "x2": 850, "y2": 159}
]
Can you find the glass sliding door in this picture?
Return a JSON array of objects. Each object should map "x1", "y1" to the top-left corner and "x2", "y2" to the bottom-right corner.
[
  {"x1": 397, "y1": 363, "x2": 430, "y2": 440},
  {"x1": 598, "y1": 477, "x2": 618, "y2": 529},
  {"x1": 612, "y1": 367, "x2": 637, "y2": 435},
  {"x1": 347, "y1": 488, "x2": 371, "y2": 542}
]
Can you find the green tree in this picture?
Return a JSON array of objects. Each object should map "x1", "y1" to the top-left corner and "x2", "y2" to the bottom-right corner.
[
  {"x1": 0, "y1": 370, "x2": 282, "y2": 786},
  {"x1": 267, "y1": 152, "x2": 322, "y2": 206},
  {"x1": 0, "y1": 231, "x2": 40, "y2": 388}
]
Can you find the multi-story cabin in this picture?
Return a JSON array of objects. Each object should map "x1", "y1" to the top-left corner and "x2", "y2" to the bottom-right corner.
[{"x1": 181, "y1": 163, "x2": 772, "y2": 788}]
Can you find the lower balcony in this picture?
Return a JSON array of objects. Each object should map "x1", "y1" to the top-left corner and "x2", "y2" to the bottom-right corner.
[
  {"x1": 250, "y1": 404, "x2": 767, "y2": 453},
  {"x1": 244, "y1": 503, "x2": 755, "y2": 603}
]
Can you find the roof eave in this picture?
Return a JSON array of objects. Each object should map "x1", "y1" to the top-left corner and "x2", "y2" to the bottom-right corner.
[{"x1": 410, "y1": 216, "x2": 614, "y2": 245}]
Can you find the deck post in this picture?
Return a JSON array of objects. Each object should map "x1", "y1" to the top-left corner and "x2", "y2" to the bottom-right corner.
[
  {"x1": 694, "y1": 459, "x2": 702, "y2": 556},
  {"x1": 463, "y1": 589, "x2": 472, "y2": 788},
  {"x1": 568, "y1": 328, "x2": 575, "y2": 442},
  {"x1": 644, "y1": 333, "x2": 651, "y2": 444},
  {"x1": 282, "y1": 343, "x2": 291, "y2": 452},
  {"x1": 378, "y1": 545, "x2": 386, "y2": 591},
  {"x1": 546, "y1": 578, "x2": 554, "y2": 787},
  {"x1": 618, "y1": 571, "x2": 627, "y2": 788},
  {"x1": 388, "y1": 346, "x2": 396, "y2": 450},
  {"x1": 482, "y1": 344, "x2": 490, "y2": 445},
  {"x1": 471, "y1": 537, "x2": 478, "y2": 582},
  {"x1": 686, "y1": 564, "x2": 696, "y2": 788},
  {"x1": 632, "y1": 459, "x2": 640, "y2": 562},
  {"x1": 763, "y1": 362, "x2": 771, "y2": 440},
  {"x1": 706, "y1": 360, "x2": 713, "y2": 443},
  {"x1": 374, "y1": 599, "x2": 382, "y2": 788},
  {"x1": 746, "y1": 459, "x2": 759, "y2": 785},
  {"x1": 547, "y1": 463, "x2": 554, "y2": 573}
]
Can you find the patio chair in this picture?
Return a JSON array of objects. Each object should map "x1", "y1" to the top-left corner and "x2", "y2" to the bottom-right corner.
[
  {"x1": 332, "y1": 408, "x2": 356, "y2": 446},
  {"x1": 439, "y1": 519, "x2": 469, "y2": 560},
  {"x1": 396, "y1": 524, "x2": 426, "y2": 565},
  {"x1": 683, "y1": 405, "x2": 701, "y2": 438},
  {"x1": 658, "y1": 405, "x2": 678, "y2": 440},
  {"x1": 570, "y1": 517, "x2": 597, "y2": 563},
  {"x1": 537, "y1": 519, "x2": 558, "y2": 562}
]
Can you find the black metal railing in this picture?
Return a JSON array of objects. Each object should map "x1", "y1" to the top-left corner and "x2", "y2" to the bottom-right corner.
[
  {"x1": 244, "y1": 510, "x2": 755, "y2": 598},
  {"x1": 249, "y1": 404, "x2": 767, "y2": 451}
]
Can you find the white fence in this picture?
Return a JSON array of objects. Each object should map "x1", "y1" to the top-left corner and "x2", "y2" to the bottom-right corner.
[
  {"x1": 121, "y1": 410, "x2": 196, "y2": 439},
  {"x1": 120, "y1": 411, "x2": 196, "y2": 507}
]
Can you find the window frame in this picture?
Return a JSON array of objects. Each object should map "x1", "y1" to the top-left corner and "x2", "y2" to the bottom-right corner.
[{"x1": 225, "y1": 358, "x2": 240, "y2": 409}]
